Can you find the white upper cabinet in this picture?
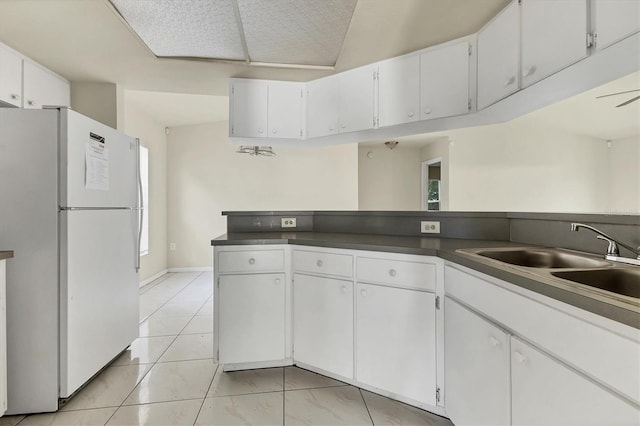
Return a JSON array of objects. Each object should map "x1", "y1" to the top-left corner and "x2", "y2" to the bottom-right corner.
[
  {"x1": 477, "y1": 0, "x2": 520, "y2": 110},
  {"x1": 420, "y1": 41, "x2": 470, "y2": 120},
  {"x1": 511, "y1": 336, "x2": 639, "y2": 425},
  {"x1": 0, "y1": 46, "x2": 22, "y2": 107},
  {"x1": 306, "y1": 76, "x2": 339, "y2": 138},
  {"x1": 22, "y1": 60, "x2": 70, "y2": 109},
  {"x1": 268, "y1": 81, "x2": 302, "y2": 139},
  {"x1": 230, "y1": 79, "x2": 268, "y2": 138},
  {"x1": 230, "y1": 79, "x2": 302, "y2": 139},
  {"x1": 591, "y1": 0, "x2": 640, "y2": 51},
  {"x1": 377, "y1": 55, "x2": 420, "y2": 127},
  {"x1": 521, "y1": 0, "x2": 589, "y2": 87},
  {"x1": 338, "y1": 65, "x2": 376, "y2": 133}
]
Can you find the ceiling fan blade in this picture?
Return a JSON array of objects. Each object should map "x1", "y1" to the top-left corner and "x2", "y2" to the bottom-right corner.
[
  {"x1": 616, "y1": 95, "x2": 640, "y2": 107},
  {"x1": 596, "y1": 89, "x2": 640, "y2": 99}
]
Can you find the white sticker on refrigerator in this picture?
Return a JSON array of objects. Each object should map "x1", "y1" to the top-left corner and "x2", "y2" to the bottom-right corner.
[{"x1": 85, "y1": 140, "x2": 109, "y2": 191}]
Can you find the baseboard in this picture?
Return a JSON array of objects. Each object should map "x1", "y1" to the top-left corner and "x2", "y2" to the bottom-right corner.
[
  {"x1": 139, "y1": 269, "x2": 168, "y2": 287},
  {"x1": 168, "y1": 266, "x2": 214, "y2": 272}
]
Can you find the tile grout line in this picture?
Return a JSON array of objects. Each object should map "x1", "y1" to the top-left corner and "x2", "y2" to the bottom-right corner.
[
  {"x1": 192, "y1": 363, "x2": 220, "y2": 425},
  {"x1": 139, "y1": 272, "x2": 209, "y2": 322},
  {"x1": 282, "y1": 367, "x2": 286, "y2": 426},
  {"x1": 358, "y1": 388, "x2": 376, "y2": 426}
]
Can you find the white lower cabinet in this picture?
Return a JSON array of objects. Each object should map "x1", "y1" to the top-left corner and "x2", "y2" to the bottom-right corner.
[
  {"x1": 444, "y1": 297, "x2": 510, "y2": 426},
  {"x1": 293, "y1": 273, "x2": 353, "y2": 378},
  {"x1": 218, "y1": 273, "x2": 285, "y2": 364},
  {"x1": 511, "y1": 336, "x2": 639, "y2": 426},
  {"x1": 356, "y1": 282, "x2": 436, "y2": 405}
]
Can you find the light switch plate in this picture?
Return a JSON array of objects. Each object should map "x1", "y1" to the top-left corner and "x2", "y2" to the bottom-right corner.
[
  {"x1": 421, "y1": 221, "x2": 440, "y2": 234},
  {"x1": 281, "y1": 217, "x2": 297, "y2": 228}
]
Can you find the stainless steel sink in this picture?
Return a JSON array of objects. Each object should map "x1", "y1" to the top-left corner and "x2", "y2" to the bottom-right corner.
[
  {"x1": 552, "y1": 269, "x2": 640, "y2": 299},
  {"x1": 475, "y1": 248, "x2": 611, "y2": 269}
]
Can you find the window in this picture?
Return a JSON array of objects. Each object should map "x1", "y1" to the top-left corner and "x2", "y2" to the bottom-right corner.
[{"x1": 139, "y1": 145, "x2": 149, "y2": 256}]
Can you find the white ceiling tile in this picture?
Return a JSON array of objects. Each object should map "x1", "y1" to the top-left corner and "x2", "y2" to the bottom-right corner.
[
  {"x1": 110, "y1": 0, "x2": 245, "y2": 60},
  {"x1": 237, "y1": 0, "x2": 357, "y2": 66}
]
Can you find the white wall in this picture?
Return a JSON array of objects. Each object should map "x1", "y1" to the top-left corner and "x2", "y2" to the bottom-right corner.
[
  {"x1": 608, "y1": 135, "x2": 640, "y2": 213},
  {"x1": 358, "y1": 145, "x2": 422, "y2": 210},
  {"x1": 124, "y1": 100, "x2": 168, "y2": 282},
  {"x1": 445, "y1": 120, "x2": 611, "y2": 212},
  {"x1": 167, "y1": 121, "x2": 358, "y2": 268}
]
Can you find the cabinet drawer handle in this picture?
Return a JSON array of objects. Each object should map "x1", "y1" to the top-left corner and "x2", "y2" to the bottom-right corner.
[
  {"x1": 248, "y1": 258, "x2": 256, "y2": 265},
  {"x1": 522, "y1": 66, "x2": 536, "y2": 78},
  {"x1": 10, "y1": 94, "x2": 20, "y2": 100},
  {"x1": 328, "y1": 127, "x2": 334, "y2": 131},
  {"x1": 408, "y1": 111, "x2": 414, "y2": 118},
  {"x1": 27, "y1": 100, "x2": 35, "y2": 106},
  {"x1": 341, "y1": 124, "x2": 347, "y2": 129},
  {"x1": 272, "y1": 129, "x2": 277, "y2": 134},
  {"x1": 258, "y1": 129, "x2": 264, "y2": 134},
  {"x1": 274, "y1": 278, "x2": 281, "y2": 285},
  {"x1": 504, "y1": 76, "x2": 516, "y2": 87},
  {"x1": 316, "y1": 259, "x2": 323, "y2": 267},
  {"x1": 424, "y1": 108, "x2": 431, "y2": 115},
  {"x1": 388, "y1": 269, "x2": 397, "y2": 277},
  {"x1": 360, "y1": 289, "x2": 368, "y2": 297},
  {"x1": 340, "y1": 285, "x2": 347, "y2": 293},
  {"x1": 514, "y1": 351, "x2": 526, "y2": 364},
  {"x1": 489, "y1": 336, "x2": 500, "y2": 347}
]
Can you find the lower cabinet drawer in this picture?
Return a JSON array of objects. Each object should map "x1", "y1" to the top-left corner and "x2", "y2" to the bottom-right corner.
[
  {"x1": 293, "y1": 249, "x2": 353, "y2": 278},
  {"x1": 357, "y1": 257, "x2": 436, "y2": 290},
  {"x1": 218, "y1": 249, "x2": 285, "y2": 273}
]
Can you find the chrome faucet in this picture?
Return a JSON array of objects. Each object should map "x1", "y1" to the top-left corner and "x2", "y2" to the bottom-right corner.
[{"x1": 570, "y1": 223, "x2": 640, "y2": 265}]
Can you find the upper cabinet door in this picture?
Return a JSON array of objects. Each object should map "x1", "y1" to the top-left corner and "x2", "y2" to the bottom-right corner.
[
  {"x1": 306, "y1": 76, "x2": 339, "y2": 138},
  {"x1": 420, "y1": 41, "x2": 470, "y2": 120},
  {"x1": 23, "y1": 60, "x2": 70, "y2": 109},
  {"x1": 521, "y1": 0, "x2": 588, "y2": 88},
  {"x1": 377, "y1": 55, "x2": 420, "y2": 127},
  {"x1": 0, "y1": 46, "x2": 22, "y2": 107},
  {"x1": 268, "y1": 81, "x2": 302, "y2": 139},
  {"x1": 477, "y1": 0, "x2": 520, "y2": 110},
  {"x1": 338, "y1": 65, "x2": 375, "y2": 133},
  {"x1": 592, "y1": 0, "x2": 640, "y2": 51},
  {"x1": 230, "y1": 79, "x2": 268, "y2": 138}
]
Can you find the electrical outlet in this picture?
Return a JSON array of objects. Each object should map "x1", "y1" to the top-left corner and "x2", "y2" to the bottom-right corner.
[
  {"x1": 169, "y1": 243, "x2": 176, "y2": 250},
  {"x1": 421, "y1": 221, "x2": 440, "y2": 234},
  {"x1": 281, "y1": 218, "x2": 297, "y2": 228}
]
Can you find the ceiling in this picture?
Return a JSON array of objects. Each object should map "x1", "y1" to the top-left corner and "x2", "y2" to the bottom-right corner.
[{"x1": 0, "y1": 0, "x2": 508, "y2": 96}]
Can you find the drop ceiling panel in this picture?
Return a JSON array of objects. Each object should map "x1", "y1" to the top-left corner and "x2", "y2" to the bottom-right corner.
[
  {"x1": 110, "y1": 0, "x2": 245, "y2": 60},
  {"x1": 236, "y1": 0, "x2": 357, "y2": 66}
]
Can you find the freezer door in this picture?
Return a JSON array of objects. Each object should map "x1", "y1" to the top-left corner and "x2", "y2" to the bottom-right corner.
[
  {"x1": 59, "y1": 108, "x2": 137, "y2": 208},
  {"x1": 59, "y1": 209, "x2": 139, "y2": 398}
]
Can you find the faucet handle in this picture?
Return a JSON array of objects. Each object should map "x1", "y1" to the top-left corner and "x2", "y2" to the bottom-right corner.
[{"x1": 596, "y1": 235, "x2": 620, "y2": 257}]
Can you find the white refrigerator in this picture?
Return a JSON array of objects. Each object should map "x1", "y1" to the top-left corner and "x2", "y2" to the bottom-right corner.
[{"x1": 0, "y1": 107, "x2": 141, "y2": 414}]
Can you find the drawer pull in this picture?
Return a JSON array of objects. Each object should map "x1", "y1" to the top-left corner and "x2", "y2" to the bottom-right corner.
[
  {"x1": 258, "y1": 128, "x2": 264, "y2": 134},
  {"x1": 514, "y1": 351, "x2": 526, "y2": 364},
  {"x1": 504, "y1": 76, "x2": 516, "y2": 87},
  {"x1": 360, "y1": 289, "x2": 368, "y2": 297},
  {"x1": 316, "y1": 260, "x2": 323, "y2": 267},
  {"x1": 389, "y1": 269, "x2": 397, "y2": 277},
  {"x1": 274, "y1": 278, "x2": 281, "y2": 285},
  {"x1": 408, "y1": 111, "x2": 414, "y2": 118},
  {"x1": 489, "y1": 336, "x2": 500, "y2": 347},
  {"x1": 27, "y1": 100, "x2": 35, "y2": 106},
  {"x1": 248, "y1": 258, "x2": 256, "y2": 265},
  {"x1": 10, "y1": 94, "x2": 20, "y2": 100},
  {"x1": 340, "y1": 285, "x2": 347, "y2": 293},
  {"x1": 424, "y1": 108, "x2": 432, "y2": 115}
]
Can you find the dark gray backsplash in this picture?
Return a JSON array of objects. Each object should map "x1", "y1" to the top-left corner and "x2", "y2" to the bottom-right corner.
[{"x1": 223, "y1": 211, "x2": 640, "y2": 256}]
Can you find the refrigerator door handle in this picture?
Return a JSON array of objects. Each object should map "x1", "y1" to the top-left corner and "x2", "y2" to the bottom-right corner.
[{"x1": 135, "y1": 138, "x2": 143, "y2": 273}]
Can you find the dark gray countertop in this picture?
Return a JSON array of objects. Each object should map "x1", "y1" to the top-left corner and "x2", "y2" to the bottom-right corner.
[
  {"x1": 0, "y1": 251, "x2": 14, "y2": 261},
  {"x1": 212, "y1": 232, "x2": 639, "y2": 329}
]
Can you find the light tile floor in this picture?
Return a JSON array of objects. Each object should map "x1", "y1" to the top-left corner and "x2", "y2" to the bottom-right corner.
[{"x1": 0, "y1": 272, "x2": 453, "y2": 426}]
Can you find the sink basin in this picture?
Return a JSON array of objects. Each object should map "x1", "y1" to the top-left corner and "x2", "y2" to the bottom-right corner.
[
  {"x1": 552, "y1": 269, "x2": 640, "y2": 299},
  {"x1": 475, "y1": 248, "x2": 611, "y2": 269}
]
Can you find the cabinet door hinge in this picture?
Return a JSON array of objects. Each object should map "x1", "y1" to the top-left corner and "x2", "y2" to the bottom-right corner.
[
  {"x1": 468, "y1": 99, "x2": 472, "y2": 111},
  {"x1": 300, "y1": 89, "x2": 304, "y2": 99},
  {"x1": 300, "y1": 129, "x2": 303, "y2": 137},
  {"x1": 468, "y1": 44, "x2": 472, "y2": 56},
  {"x1": 436, "y1": 387, "x2": 441, "y2": 403},
  {"x1": 231, "y1": 85, "x2": 234, "y2": 95},
  {"x1": 435, "y1": 295, "x2": 441, "y2": 310},
  {"x1": 216, "y1": 349, "x2": 219, "y2": 359},
  {"x1": 216, "y1": 277, "x2": 220, "y2": 288},
  {"x1": 587, "y1": 33, "x2": 596, "y2": 49},
  {"x1": 230, "y1": 126, "x2": 234, "y2": 135}
]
